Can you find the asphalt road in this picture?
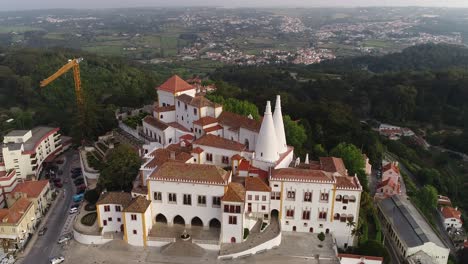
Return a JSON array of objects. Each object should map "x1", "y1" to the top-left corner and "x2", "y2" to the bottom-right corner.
[{"x1": 21, "y1": 150, "x2": 76, "y2": 264}]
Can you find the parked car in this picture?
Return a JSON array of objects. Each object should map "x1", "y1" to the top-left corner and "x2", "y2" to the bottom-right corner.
[
  {"x1": 54, "y1": 182, "x2": 63, "y2": 188},
  {"x1": 73, "y1": 193, "x2": 84, "y2": 202},
  {"x1": 57, "y1": 234, "x2": 72, "y2": 244},
  {"x1": 71, "y1": 172, "x2": 82, "y2": 179},
  {"x1": 38, "y1": 227, "x2": 48, "y2": 236},
  {"x1": 69, "y1": 207, "x2": 78, "y2": 214},
  {"x1": 74, "y1": 178, "x2": 84, "y2": 185},
  {"x1": 71, "y1": 203, "x2": 80, "y2": 209},
  {"x1": 76, "y1": 189, "x2": 85, "y2": 195},
  {"x1": 53, "y1": 178, "x2": 61, "y2": 183},
  {"x1": 50, "y1": 256, "x2": 65, "y2": 264},
  {"x1": 71, "y1": 168, "x2": 82, "y2": 173}
]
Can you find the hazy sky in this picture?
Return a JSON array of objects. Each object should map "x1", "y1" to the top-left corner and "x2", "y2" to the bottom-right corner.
[{"x1": 3, "y1": 0, "x2": 468, "y2": 11}]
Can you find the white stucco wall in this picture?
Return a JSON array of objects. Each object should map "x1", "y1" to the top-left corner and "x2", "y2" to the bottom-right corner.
[
  {"x1": 157, "y1": 90, "x2": 175, "y2": 107},
  {"x1": 406, "y1": 242, "x2": 450, "y2": 264},
  {"x1": 149, "y1": 180, "x2": 224, "y2": 228},
  {"x1": 218, "y1": 229, "x2": 281, "y2": 259},
  {"x1": 221, "y1": 201, "x2": 244, "y2": 244},
  {"x1": 97, "y1": 204, "x2": 124, "y2": 233},
  {"x1": 125, "y1": 212, "x2": 145, "y2": 246},
  {"x1": 73, "y1": 229, "x2": 113, "y2": 245}
]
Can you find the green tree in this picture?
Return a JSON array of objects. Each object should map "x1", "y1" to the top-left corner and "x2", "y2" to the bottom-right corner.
[
  {"x1": 415, "y1": 185, "x2": 438, "y2": 217},
  {"x1": 84, "y1": 188, "x2": 101, "y2": 204},
  {"x1": 355, "y1": 240, "x2": 387, "y2": 258},
  {"x1": 98, "y1": 145, "x2": 141, "y2": 192},
  {"x1": 330, "y1": 143, "x2": 365, "y2": 175},
  {"x1": 284, "y1": 115, "x2": 307, "y2": 155}
]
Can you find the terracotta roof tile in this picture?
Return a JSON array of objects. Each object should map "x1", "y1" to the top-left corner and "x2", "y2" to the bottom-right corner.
[
  {"x1": 97, "y1": 192, "x2": 133, "y2": 207},
  {"x1": 203, "y1": 125, "x2": 223, "y2": 133},
  {"x1": 218, "y1": 111, "x2": 261, "y2": 132},
  {"x1": 143, "y1": 115, "x2": 169, "y2": 130},
  {"x1": 179, "y1": 134, "x2": 194, "y2": 141},
  {"x1": 320, "y1": 157, "x2": 348, "y2": 176},
  {"x1": 157, "y1": 75, "x2": 194, "y2": 93},
  {"x1": 222, "y1": 182, "x2": 245, "y2": 202},
  {"x1": 193, "y1": 134, "x2": 246, "y2": 152},
  {"x1": 441, "y1": 206, "x2": 462, "y2": 220},
  {"x1": 376, "y1": 178, "x2": 397, "y2": 189},
  {"x1": 383, "y1": 163, "x2": 400, "y2": 174},
  {"x1": 167, "y1": 122, "x2": 190, "y2": 132},
  {"x1": 245, "y1": 177, "x2": 271, "y2": 192},
  {"x1": 150, "y1": 162, "x2": 230, "y2": 185},
  {"x1": 124, "y1": 196, "x2": 151, "y2": 213},
  {"x1": 11, "y1": 180, "x2": 49, "y2": 198},
  {"x1": 192, "y1": 147, "x2": 204, "y2": 154},
  {"x1": 176, "y1": 94, "x2": 220, "y2": 108},
  {"x1": 231, "y1": 154, "x2": 243, "y2": 161},
  {"x1": 335, "y1": 176, "x2": 360, "y2": 189},
  {"x1": 271, "y1": 168, "x2": 333, "y2": 182},
  {"x1": 193, "y1": 116, "x2": 218, "y2": 126},
  {"x1": 154, "y1": 105, "x2": 175, "y2": 113},
  {"x1": 0, "y1": 197, "x2": 33, "y2": 224}
]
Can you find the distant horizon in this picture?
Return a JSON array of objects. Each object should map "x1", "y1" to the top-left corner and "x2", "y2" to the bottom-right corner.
[{"x1": 3, "y1": 0, "x2": 468, "y2": 12}]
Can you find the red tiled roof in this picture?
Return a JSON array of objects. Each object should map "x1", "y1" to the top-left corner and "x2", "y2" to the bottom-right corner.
[
  {"x1": 204, "y1": 125, "x2": 223, "y2": 133},
  {"x1": 192, "y1": 147, "x2": 204, "y2": 154},
  {"x1": 193, "y1": 134, "x2": 246, "y2": 152},
  {"x1": 124, "y1": 196, "x2": 151, "y2": 213},
  {"x1": 376, "y1": 178, "x2": 396, "y2": 189},
  {"x1": 167, "y1": 122, "x2": 190, "y2": 132},
  {"x1": 157, "y1": 75, "x2": 194, "y2": 93},
  {"x1": 0, "y1": 197, "x2": 33, "y2": 224},
  {"x1": 11, "y1": 180, "x2": 49, "y2": 198},
  {"x1": 179, "y1": 134, "x2": 195, "y2": 141},
  {"x1": 238, "y1": 159, "x2": 250, "y2": 171},
  {"x1": 218, "y1": 111, "x2": 261, "y2": 132},
  {"x1": 193, "y1": 116, "x2": 218, "y2": 126},
  {"x1": 335, "y1": 176, "x2": 360, "y2": 189},
  {"x1": 271, "y1": 168, "x2": 333, "y2": 182},
  {"x1": 441, "y1": 206, "x2": 462, "y2": 220},
  {"x1": 143, "y1": 116, "x2": 169, "y2": 130},
  {"x1": 320, "y1": 157, "x2": 348, "y2": 176},
  {"x1": 383, "y1": 163, "x2": 400, "y2": 174},
  {"x1": 338, "y1": 253, "x2": 383, "y2": 261},
  {"x1": 154, "y1": 105, "x2": 176, "y2": 113},
  {"x1": 222, "y1": 182, "x2": 245, "y2": 202},
  {"x1": 245, "y1": 177, "x2": 271, "y2": 192},
  {"x1": 97, "y1": 192, "x2": 133, "y2": 207},
  {"x1": 150, "y1": 162, "x2": 230, "y2": 185}
]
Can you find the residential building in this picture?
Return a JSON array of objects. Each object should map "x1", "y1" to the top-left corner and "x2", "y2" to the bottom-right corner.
[
  {"x1": 440, "y1": 206, "x2": 462, "y2": 230},
  {"x1": 0, "y1": 197, "x2": 35, "y2": 251},
  {"x1": 377, "y1": 195, "x2": 449, "y2": 264},
  {"x1": 381, "y1": 162, "x2": 400, "y2": 183},
  {"x1": 96, "y1": 192, "x2": 132, "y2": 233},
  {"x1": 6, "y1": 180, "x2": 52, "y2": 219},
  {"x1": 2, "y1": 127, "x2": 63, "y2": 179},
  {"x1": 0, "y1": 169, "x2": 18, "y2": 208},
  {"x1": 123, "y1": 196, "x2": 151, "y2": 247}
]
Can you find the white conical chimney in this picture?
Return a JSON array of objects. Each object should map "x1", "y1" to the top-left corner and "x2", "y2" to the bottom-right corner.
[
  {"x1": 273, "y1": 95, "x2": 287, "y2": 153},
  {"x1": 254, "y1": 101, "x2": 279, "y2": 163},
  {"x1": 305, "y1": 153, "x2": 309, "y2": 164}
]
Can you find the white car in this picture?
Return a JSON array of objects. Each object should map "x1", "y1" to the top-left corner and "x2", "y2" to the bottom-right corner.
[
  {"x1": 69, "y1": 207, "x2": 78, "y2": 214},
  {"x1": 57, "y1": 235, "x2": 72, "y2": 244},
  {"x1": 50, "y1": 256, "x2": 64, "y2": 264}
]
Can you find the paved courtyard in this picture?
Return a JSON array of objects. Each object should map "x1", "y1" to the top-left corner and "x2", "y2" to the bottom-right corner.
[
  {"x1": 149, "y1": 223, "x2": 220, "y2": 242},
  {"x1": 61, "y1": 232, "x2": 339, "y2": 264}
]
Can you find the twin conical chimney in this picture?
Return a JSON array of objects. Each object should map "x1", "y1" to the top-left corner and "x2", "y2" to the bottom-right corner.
[
  {"x1": 254, "y1": 101, "x2": 279, "y2": 163},
  {"x1": 273, "y1": 95, "x2": 287, "y2": 153}
]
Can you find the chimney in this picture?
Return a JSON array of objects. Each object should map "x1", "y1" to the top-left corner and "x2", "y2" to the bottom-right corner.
[
  {"x1": 305, "y1": 153, "x2": 309, "y2": 164},
  {"x1": 170, "y1": 151, "x2": 176, "y2": 160},
  {"x1": 273, "y1": 95, "x2": 287, "y2": 153}
]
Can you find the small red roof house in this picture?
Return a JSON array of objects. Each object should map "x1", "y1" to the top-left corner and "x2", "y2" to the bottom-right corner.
[
  {"x1": 382, "y1": 162, "x2": 400, "y2": 183},
  {"x1": 374, "y1": 178, "x2": 400, "y2": 199},
  {"x1": 156, "y1": 75, "x2": 194, "y2": 94},
  {"x1": 440, "y1": 206, "x2": 463, "y2": 229}
]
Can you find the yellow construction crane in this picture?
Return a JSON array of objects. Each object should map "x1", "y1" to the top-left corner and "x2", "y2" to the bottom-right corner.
[{"x1": 40, "y1": 57, "x2": 84, "y2": 109}]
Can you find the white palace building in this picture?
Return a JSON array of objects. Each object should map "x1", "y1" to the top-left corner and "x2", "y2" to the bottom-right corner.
[{"x1": 94, "y1": 75, "x2": 363, "y2": 256}]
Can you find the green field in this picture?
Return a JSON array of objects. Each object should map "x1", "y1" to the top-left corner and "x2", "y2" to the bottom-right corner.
[
  {"x1": 0, "y1": 26, "x2": 44, "y2": 33},
  {"x1": 43, "y1": 32, "x2": 67, "y2": 40},
  {"x1": 363, "y1": 39, "x2": 394, "y2": 49}
]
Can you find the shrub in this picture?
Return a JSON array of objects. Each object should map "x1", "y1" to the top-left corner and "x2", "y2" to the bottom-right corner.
[
  {"x1": 318, "y1": 232, "x2": 325, "y2": 242},
  {"x1": 81, "y1": 212, "x2": 97, "y2": 226},
  {"x1": 243, "y1": 228, "x2": 249, "y2": 239},
  {"x1": 84, "y1": 189, "x2": 100, "y2": 204}
]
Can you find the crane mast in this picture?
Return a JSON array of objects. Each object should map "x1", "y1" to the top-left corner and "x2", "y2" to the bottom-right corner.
[{"x1": 40, "y1": 57, "x2": 85, "y2": 136}]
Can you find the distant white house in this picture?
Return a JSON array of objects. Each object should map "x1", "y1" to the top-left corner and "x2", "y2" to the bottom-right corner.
[
  {"x1": 440, "y1": 206, "x2": 463, "y2": 230},
  {"x1": 338, "y1": 253, "x2": 383, "y2": 264}
]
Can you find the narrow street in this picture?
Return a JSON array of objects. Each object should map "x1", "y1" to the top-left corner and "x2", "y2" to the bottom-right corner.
[{"x1": 18, "y1": 150, "x2": 77, "y2": 264}]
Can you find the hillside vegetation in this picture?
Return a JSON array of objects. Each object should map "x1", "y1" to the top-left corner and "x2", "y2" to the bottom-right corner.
[{"x1": 0, "y1": 47, "x2": 158, "y2": 139}]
